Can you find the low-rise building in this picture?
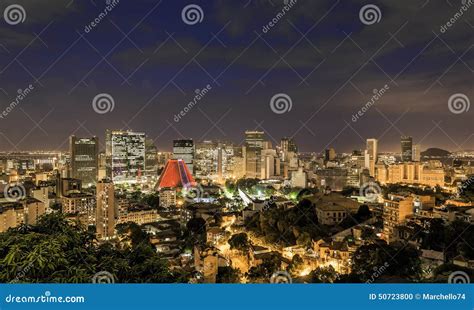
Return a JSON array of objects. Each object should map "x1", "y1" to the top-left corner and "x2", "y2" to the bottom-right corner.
[
  {"x1": 0, "y1": 198, "x2": 46, "y2": 232},
  {"x1": 315, "y1": 193, "x2": 360, "y2": 225},
  {"x1": 117, "y1": 200, "x2": 160, "y2": 225},
  {"x1": 313, "y1": 239, "x2": 357, "y2": 274}
]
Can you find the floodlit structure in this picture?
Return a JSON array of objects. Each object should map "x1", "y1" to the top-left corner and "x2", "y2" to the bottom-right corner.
[{"x1": 155, "y1": 159, "x2": 196, "y2": 190}]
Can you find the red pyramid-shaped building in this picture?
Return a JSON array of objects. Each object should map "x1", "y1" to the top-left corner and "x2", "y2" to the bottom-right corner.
[{"x1": 156, "y1": 159, "x2": 196, "y2": 190}]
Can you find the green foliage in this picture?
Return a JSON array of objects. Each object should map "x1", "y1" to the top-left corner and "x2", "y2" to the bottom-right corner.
[
  {"x1": 296, "y1": 188, "x2": 319, "y2": 201},
  {"x1": 420, "y1": 219, "x2": 474, "y2": 260},
  {"x1": 141, "y1": 193, "x2": 160, "y2": 209},
  {"x1": 186, "y1": 218, "x2": 207, "y2": 235},
  {"x1": 247, "y1": 253, "x2": 281, "y2": 282},
  {"x1": 216, "y1": 266, "x2": 241, "y2": 283},
  {"x1": 0, "y1": 213, "x2": 184, "y2": 283},
  {"x1": 288, "y1": 254, "x2": 304, "y2": 275},
  {"x1": 351, "y1": 243, "x2": 422, "y2": 282},
  {"x1": 430, "y1": 263, "x2": 474, "y2": 283},
  {"x1": 246, "y1": 199, "x2": 329, "y2": 246},
  {"x1": 228, "y1": 233, "x2": 250, "y2": 252},
  {"x1": 310, "y1": 265, "x2": 339, "y2": 283},
  {"x1": 340, "y1": 187, "x2": 358, "y2": 197}
]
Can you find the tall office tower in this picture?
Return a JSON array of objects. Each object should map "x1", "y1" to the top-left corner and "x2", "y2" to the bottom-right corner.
[
  {"x1": 244, "y1": 131, "x2": 265, "y2": 178},
  {"x1": 280, "y1": 137, "x2": 297, "y2": 162},
  {"x1": 157, "y1": 152, "x2": 172, "y2": 169},
  {"x1": 195, "y1": 141, "x2": 217, "y2": 179},
  {"x1": 281, "y1": 137, "x2": 298, "y2": 153},
  {"x1": 96, "y1": 180, "x2": 116, "y2": 240},
  {"x1": 195, "y1": 141, "x2": 235, "y2": 181},
  {"x1": 230, "y1": 146, "x2": 245, "y2": 179},
  {"x1": 412, "y1": 144, "x2": 421, "y2": 162},
  {"x1": 365, "y1": 138, "x2": 378, "y2": 176},
  {"x1": 69, "y1": 136, "x2": 99, "y2": 186},
  {"x1": 325, "y1": 148, "x2": 336, "y2": 161},
  {"x1": 173, "y1": 139, "x2": 195, "y2": 174},
  {"x1": 145, "y1": 138, "x2": 158, "y2": 176},
  {"x1": 98, "y1": 152, "x2": 107, "y2": 180},
  {"x1": 105, "y1": 130, "x2": 146, "y2": 183},
  {"x1": 261, "y1": 149, "x2": 279, "y2": 179},
  {"x1": 401, "y1": 136, "x2": 413, "y2": 162}
]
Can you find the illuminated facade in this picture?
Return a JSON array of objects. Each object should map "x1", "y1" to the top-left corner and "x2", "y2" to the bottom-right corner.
[
  {"x1": 106, "y1": 130, "x2": 146, "y2": 183},
  {"x1": 69, "y1": 136, "x2": 99, "y2": 186},
  {"x1": 173, "y1": 140, "x2": 195, "y2": 174},
  {"x1": 376, "y1": 162, "x2": 445, "y2": 187},
  {"x1": 96, "y1": 180, "x2": 116, "y2": 240},
  {"x1": 194, "y1": 141, "x2": 235, "y2": 181},
  {"x1": 155, "y1": 159, "x2": 196, "y2": 189}
]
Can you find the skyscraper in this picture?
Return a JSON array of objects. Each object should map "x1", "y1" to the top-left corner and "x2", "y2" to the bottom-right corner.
[
  {"x1": 325, "y1": 148, "x2": 336, "y2": 161},
  {"x1": 401, "y1": 136, "x2": 413, "y2": 162},
  {"x1": 105, "y1": 130, "x2": 146, "y2": 183},
  {"x1": 365, "y1": 138, "x2": 378, "y2": 176},
  {"x1": 194, "y1": 141, "x2": 235, "y2": 181},
  {"x1": 244, "y1": 131, "x2": 265, "y2": 178},
  {"x1": 69, "y1": 136, "x2": 99, "y2": 185},
  {"x1": 96, "y1": 179, "x2": 116, "y2": 240},
  {"x1": 281, "y1": 137, "x2": 298, "y2": 153},
  {"x1": 412, "y1": 144, "x2": 421, "y2": 162},
  {"x1": 145, "y1": 138, "x2": 158, "y2": 176},
  {"x1": 172, "y1": 139, "x2": 195, "y2": 174}
]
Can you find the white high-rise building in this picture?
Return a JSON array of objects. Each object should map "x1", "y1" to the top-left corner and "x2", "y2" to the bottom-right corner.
[
  {"x1": 412, "y1": 144, "x2": 421, "y2": 162},
  {"x1": 106, "y1": 130, "x2": 146, "y2": 183},
  {"x1": 365, "y1": 138, "x2": 378, "y2": 177},
  {"x1": 96, "y1": 180, "x2": 116, "y2": 240}
]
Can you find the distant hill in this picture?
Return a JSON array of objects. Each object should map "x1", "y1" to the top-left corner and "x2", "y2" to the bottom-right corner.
[{"x1": 421, "y1": 148, "x2": 451, "y2": 157}]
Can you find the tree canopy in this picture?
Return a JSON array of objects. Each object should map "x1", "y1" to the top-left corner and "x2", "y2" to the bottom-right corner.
[{"x1": 0, "y1": 213, "x2": 185, "y2": 283}]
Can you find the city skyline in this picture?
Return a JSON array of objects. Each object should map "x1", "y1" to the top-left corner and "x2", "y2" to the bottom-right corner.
[
  {"x1": 0, "y1": 1, "x2": 472, "y2": 153},
  {"x1": 0, "y1": 130, "x2": 472, "y2": 154},
  {"x1": 1, "y1": 0, "x2": 474, "y2": 297}
]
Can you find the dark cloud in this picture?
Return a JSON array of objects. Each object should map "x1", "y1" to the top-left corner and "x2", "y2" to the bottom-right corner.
[{"x1": 0, "y1": 0, "x2": 472, "y2": 152}]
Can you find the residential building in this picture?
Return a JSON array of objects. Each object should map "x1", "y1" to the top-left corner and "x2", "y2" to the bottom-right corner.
[{"x1": 96, "y1": 180, "x2": 116, "y2": 240}]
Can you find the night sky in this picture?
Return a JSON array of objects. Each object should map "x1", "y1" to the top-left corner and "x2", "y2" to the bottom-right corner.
[{"x1": 0, "y1": 0, "x2": 472, "y2": 153}]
